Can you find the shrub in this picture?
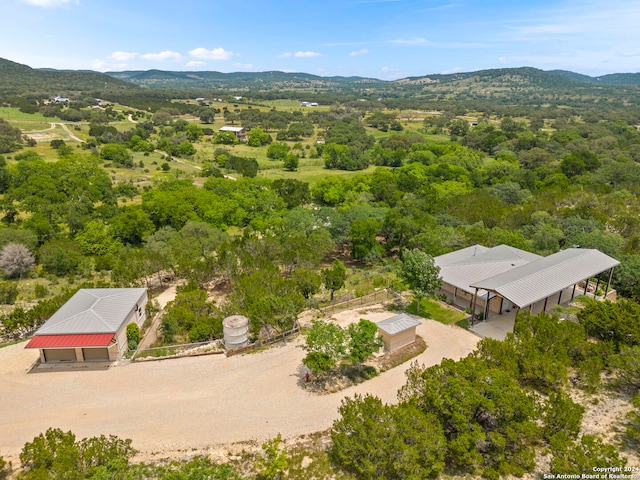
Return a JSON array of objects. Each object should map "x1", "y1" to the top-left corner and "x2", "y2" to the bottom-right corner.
[
  {"x1": 0, "y1": 455, "x2": 11, "y2": 480},
  {"x1": 126, "y1": 322, "x2": 140, "y2": 344},
  {"x1": 19, "y1": 428, "x2": 136, "y2": 479},
  {"x1": 34, "y1": 284, "x2": 49, "y2": 299},
  {"x1": 0, "y1": 281, "x2": 19, "y2": 304}
]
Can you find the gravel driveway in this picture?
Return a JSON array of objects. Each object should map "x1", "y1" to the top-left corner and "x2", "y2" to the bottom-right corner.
[{"x1": 0, "y1": 312, "x2": 479, "y2": 463}]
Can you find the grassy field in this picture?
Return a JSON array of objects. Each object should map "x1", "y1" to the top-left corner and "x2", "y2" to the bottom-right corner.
[{"x1": 0, "y1": 107, "x2": 51, "y2": 123}]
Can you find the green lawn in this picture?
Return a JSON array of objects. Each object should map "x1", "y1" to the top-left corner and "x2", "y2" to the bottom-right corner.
[{"x1": 407, "y1": 297, "x2": 467, "y2": 325}]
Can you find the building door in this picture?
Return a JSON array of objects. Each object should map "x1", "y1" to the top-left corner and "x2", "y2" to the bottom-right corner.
[
  {"x1": 43, "y1": 348, "x2": 76, "y2": 362},
  {"x1": 82, "y1": 348, "x2": 110, "y2": 361}
]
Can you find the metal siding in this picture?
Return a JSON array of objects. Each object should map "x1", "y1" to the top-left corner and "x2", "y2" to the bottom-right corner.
[
  {"x1": 25, "y1": 334, "x2": 115, "y2": 348},
  {"x1": 33, "y1": 288, "x2": 147, "y2": 336},
  {"x1": 43, "y1": 348, "x2": 76, "y2": 362},
  {"x1": 376, "y1": 314, "x2": 421, "y2": 335},
  {"x1": 472, "y1": 249, "x2": 619, "y2": 308},
  {"x1": 82, "y1": 348, "x2": 110, "y2": 361}
]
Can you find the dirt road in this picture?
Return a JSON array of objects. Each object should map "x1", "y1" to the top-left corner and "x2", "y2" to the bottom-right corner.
[{"x1": 0, "y1": 309, "x2": 479, "y2": 463}]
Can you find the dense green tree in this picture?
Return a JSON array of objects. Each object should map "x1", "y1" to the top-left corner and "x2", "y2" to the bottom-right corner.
[
  {"x1": 612, "y1": 254, "x2": 640, "y2": 300},
  {"x1": 578, "y1": 298, "x2": 640, "y2": 349},
  {"x1": 272, "y1": 179, "x2": 309, "y2": 209},
  {"x1": 283, "y1": 153, "x2": 299, "y2": 171},
  {"x1": 331, "y1": 394, "x2": 446, "y2": 479},
  {"x1": 19, "y1": 428, "x2": 136, "y2": 480},
  {"x1": 291, "y1": 267, "x2": 322, "y2": 299},
  {"x1": 322, "y1": 259, "x2": 346, "y2": 301},
  {"x1": 266, "y1": 141, "x2": 290, "y2": 160},
  {"x1": 398, "y1": 358, "x2": 538, "y2": 477},
  {"x1": 346, "y1": 319, "x2": 383, "y2": 363},
  {"x1": 38, "y1": 238, "x2": 84, "y2": 276},
  {"x1": 398, "y1": 249, "x2": 442, "y2": 313},
  {"x1": 349, "y1": 218, "x2": 382, "y2": 262},
  {"x1": 247, "y1": 128, "x2": 272, "y2": 147},
  {"x1": 302, "y1": 319, "x2": 347, "y2": 374},
  {"x1": 110, "y1": 205, "x2": 156, "y2": 246},
  {"x1": 100, "y1": 143, "x2": 133, "y2": 168}
]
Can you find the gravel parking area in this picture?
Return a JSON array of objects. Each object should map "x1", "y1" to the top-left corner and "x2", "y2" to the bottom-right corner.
[{"x1": 0, "y1": 307, "x2": 480, "y2": 463}]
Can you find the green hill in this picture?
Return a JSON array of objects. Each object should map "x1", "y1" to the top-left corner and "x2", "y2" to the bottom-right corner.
[{"x1": 0, "y1": 57, "x2": 140, "y2": 98}]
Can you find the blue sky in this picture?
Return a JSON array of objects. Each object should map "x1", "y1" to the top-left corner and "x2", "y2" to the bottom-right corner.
[{"x1": 1, "y1": 0, "x2": 638, "y2": 80}]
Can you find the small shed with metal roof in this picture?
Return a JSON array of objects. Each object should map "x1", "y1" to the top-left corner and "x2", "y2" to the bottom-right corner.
[
  {"x1": 376, "y1": 313, "x2": 421, "y2": 353},
  {"x1": 25, "y1": 288, "x2": 148, "y2": 363}
]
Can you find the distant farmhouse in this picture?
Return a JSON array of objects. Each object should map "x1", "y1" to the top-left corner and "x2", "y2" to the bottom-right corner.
[
  {"x1": 25, "y1": 288, "x2": 148, "y2": 364},
  {"x1": 435, "y1": 245, "x2": 619, "y2": 322},
  {"x1": 219, "y1": 126, "x2": 247, "y2": 142},
  {"x1": 300, "y1": 101, "x2": 319, "y2": 107}
]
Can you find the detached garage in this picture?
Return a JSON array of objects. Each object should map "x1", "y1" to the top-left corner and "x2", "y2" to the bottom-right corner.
[{"x1": 25, "y1": 288, "x2": 148, "y2": 364}]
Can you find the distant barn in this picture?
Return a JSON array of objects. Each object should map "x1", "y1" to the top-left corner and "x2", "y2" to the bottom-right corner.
[{"x1": 219, "y1": 126, "x2": 247, "y2": 142}]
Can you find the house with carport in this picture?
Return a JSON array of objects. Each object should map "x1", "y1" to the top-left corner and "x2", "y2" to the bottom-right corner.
[
  {"x1": 435, "y1": 245, "x2": 619, "y2": 323},
  {"x1": 25, "y1": 288, "x2": 148, "y2": 363}
]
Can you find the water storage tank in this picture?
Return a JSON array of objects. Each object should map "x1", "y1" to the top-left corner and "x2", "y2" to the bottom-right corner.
[{"x1": 223, "y1": 315, "x2": 250, "y2": 349}]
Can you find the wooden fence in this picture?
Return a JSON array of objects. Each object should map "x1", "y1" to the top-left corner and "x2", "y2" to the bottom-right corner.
[
  {"x1": 225, "y1": 323, "x2": 301, "y2": 357},
  {"x1": 319, "y1": 289, "x2": 396, "y2": 316}
]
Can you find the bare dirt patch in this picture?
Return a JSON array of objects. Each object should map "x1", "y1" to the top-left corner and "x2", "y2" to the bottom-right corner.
[{"x1": 0, "y1": 304, "x2": 479, "y2": 464}]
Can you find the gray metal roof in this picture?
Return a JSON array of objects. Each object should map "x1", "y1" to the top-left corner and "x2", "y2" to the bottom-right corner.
[
  {"x1": 376, "y1": 313, "x2": 421, "y2": 335},
  {"x1": 435, "y1": 245, "x2": 542, "y2": 297},
  {"x1": 34, "y1": 288, "x2": 147, "y2": 335},
  {"x1": 471, "y1": 248, "x2": 620, "y2": 308}
]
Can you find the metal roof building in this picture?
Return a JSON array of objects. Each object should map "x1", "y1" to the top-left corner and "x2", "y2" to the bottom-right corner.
[
  {"x1": 471, "y1": 248, "x2": 620, "y2": 309},
  {"x1": 435, "y1": 244, "x2": 542, "y2": 299},
  {"x1": 25, "y1": 288, "x2": 148, "y2": 364},
  {"x1": 376, "y1": 313, "x2": 421, "y2": 352},
  {"x1": 435, "y1": 245, "x2": 619, "y2": 324}
]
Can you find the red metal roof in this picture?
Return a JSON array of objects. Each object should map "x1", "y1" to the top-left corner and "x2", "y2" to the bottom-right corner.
[{"x1": 25, "y1": 334, "x2": 115, "y2": 349}]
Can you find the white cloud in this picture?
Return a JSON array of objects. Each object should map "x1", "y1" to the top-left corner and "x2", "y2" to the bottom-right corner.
[
  {"x1": 111, "y1": 51, "x2": 138, "y2": 62},
  {"x1": 388, "y1": 37, "x2": 432, "y2": 45},
  {"x1": 186, "y1": 61, "x2": 206, "y2": 67},
  {"x1": 140, "y1": 51, "x2": 182, "y2": 61},
  {"x1": 349, "y1": 48, "x2": 370, "y2": 57},
  {"x1": 20, "y1": 0, "x2": 75, "y2": 6},
  {"x1": 294, "y1": 51, "x2": 322, "y2": 58},
  {"x1": 279, "y1": 52, "x2": 292, "y2": 58},
  {"x1": 189, "y1": 47, "x2": 235, "y2": 61}
]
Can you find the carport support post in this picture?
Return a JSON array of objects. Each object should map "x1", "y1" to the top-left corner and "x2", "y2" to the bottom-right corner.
[
  {"x1": 595, "y1": 277, "x2": 601, "y2": 296},
  {"x1": 584, "y1": 279, "x2": 589, "y2": 296},
  {"x1": 571, "y1": 283, "x2": 577, "y2": 300},
  {"x1": 470, "y1": 287, "x2": 479, "y2": 326},
  {"x1": 604, "y1": 268, "x2": 614, "y2": 299},
  {"x1": 543, "y1": 296, "x2": 549, "y2": 312}
]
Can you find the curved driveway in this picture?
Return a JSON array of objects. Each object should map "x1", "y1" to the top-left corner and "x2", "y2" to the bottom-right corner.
[{"x1": 0, "y1": 317, "x2": 479, "y2": 462}]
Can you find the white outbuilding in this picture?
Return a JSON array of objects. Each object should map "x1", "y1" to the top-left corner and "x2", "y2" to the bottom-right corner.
[{"x1": 376, "y1": 313, "x2": 421, "y2": 353}]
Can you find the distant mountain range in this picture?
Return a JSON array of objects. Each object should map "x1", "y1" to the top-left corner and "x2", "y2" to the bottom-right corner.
[
  {"x1": 106, "y1": 65, "x2": 640, "y2": 89},
  {"x1": 1, "y1": 57, "x2": 639, "y2": 104}
]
